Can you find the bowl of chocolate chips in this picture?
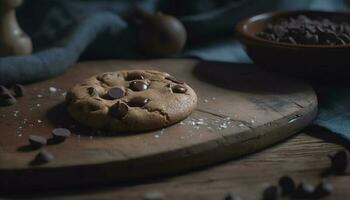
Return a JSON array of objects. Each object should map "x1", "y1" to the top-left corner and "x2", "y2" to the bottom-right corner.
[{"x1": 236, "y1": 10, "x2": 350, "y2": 79}]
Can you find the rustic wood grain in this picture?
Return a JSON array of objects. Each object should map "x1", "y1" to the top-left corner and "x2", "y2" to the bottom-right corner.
[
  {"x1": 2, "y1": 132, "x2": 346, "y2": 200},
  {"x1": 0, "y1": 59, "x2": 317, "y2": 191}
]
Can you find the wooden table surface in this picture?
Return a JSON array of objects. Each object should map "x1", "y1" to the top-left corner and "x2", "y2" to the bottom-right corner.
[
  {"x1": 0, "y1": 59, "x2": 317, "y2": 191},
  {"x1": 1, "y1": 59, "x2": 349, "y2": 199},
  {"x1": 4, "y1": 129, "x2": 348, "y2": 200}
]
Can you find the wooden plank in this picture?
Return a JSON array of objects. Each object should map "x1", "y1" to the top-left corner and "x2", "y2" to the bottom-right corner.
[
  {"x1": 0, "y1": 59, "x2": 317, "y2": 190},
  {"x1": 2, "y1": 133, "x2": 346, "y2": 200}
]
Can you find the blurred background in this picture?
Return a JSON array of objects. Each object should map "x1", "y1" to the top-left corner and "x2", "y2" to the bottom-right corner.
[{"x1": 16, "y1": 0, "x2": 350, "y2": 61}]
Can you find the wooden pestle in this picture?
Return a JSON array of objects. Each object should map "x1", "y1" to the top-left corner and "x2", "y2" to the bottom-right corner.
[{"x1": 0, "y1": 0, "x2": 32, "y2": 56}]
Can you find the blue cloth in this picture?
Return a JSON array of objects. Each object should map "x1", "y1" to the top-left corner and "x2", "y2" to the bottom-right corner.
[{"x1": 1, "y1": 0, "x2": 350, "y2": 139}]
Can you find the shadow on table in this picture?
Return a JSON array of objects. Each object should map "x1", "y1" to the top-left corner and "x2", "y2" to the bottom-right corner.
[
  {"x1": 192, "y1": 60, "x2": 350, "y2": 96},
  {"x1": 305, "y1": 125, "x2": 350, "y2": 150},
  {"x1": 305, "y1": 125, "x2": 350, "y2": 177},
  {"x1": 192, "y1": 61, "x2": 307, "y2": 95}
]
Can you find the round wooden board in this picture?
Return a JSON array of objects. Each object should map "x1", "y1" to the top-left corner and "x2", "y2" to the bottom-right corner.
[{"x1": 0, "y1": 59, "x2": 317, "y2": 191}]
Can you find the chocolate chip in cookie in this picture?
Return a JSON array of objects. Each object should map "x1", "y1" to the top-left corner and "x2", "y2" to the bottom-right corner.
[
  {"x1": 106, "y1": 87, "x2": 125, "y2": 100},
  {"x1": 128, "y1": 97, "x2": 150, "y2": 107},
  {"x1": 109, "y1": 102, "x2": 129, "y2": 119},
  {"x1": 172, "y1": 85, "x2": 187, "y2": 93},
  {"x1": 130, "y1": 81, "x2": 148, "y2": 91},
  {"x1": 126, "y1": 72, "x2": 144, "y2": 81}
]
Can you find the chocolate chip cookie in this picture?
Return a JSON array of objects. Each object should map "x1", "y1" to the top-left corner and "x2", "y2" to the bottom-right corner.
[{"x1": 66, "y1": 70, "x2": 197, "y2": 132}]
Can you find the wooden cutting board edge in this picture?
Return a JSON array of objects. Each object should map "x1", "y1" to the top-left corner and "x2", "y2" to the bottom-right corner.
[{"x1": 0, "y1": 99, "x2": 317, "y2": 191}]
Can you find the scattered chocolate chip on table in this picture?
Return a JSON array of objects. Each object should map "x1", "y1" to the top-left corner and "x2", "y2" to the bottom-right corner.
[
  {"x1": 0, "y1": 84, "x2": 25, "y2": 106},
  {"x1": 0, "y1": 92, "x2": 16, "y2": 106},
  {"x1": 28, "y1": 135, "x2": 47, "y2": 149},
  {"x1": 329, "y1": 149, "x2": 350, "y2": 174},
  {"x1": 224, "y1": 193, "x2": 242, "y2": 200},
  {"x1": 314, "y1": 179, "x2": 333, "y2": 198},
  {"x1": 262, "y1": 185, "x2": 281, "y2": 200},
  {"x1": 32, "y1": 149, "x2": 55, "y2": 165},
  {"x1": 294, "y1": 182, "x2": 315, "y2": 198},
  {"x1": 12, "y1": 84, "x2": 25, "y2": 97},
  {"x1": 52, "y1": 128, "x2": 71, "y2": 143},
  {"x1": 278, "y1": 175, "x2": 295, "y2": 195}
]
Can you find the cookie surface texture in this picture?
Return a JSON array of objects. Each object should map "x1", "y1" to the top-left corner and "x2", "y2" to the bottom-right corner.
[{"x1": 66, "y1": 70, "x2": 197, "y2": 132}]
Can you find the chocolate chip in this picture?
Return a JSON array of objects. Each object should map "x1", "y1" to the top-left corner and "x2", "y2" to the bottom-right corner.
[
  {"x1": 1, "y1": 86, "x2": 11, "y2": 98},
  {"x1": 325, "y1": 30, "x2": 337, "y2": 41},
  {"x1": 107, "y1": 87, "x2": 124, "y2": 99},
  {"x1": 128, "y1": 97, "x2": 150, "y2": 107},
  {"x1": 172, "y1": 85, "x2": 187, "y2": 93},
  {"x1": 339, "y1": 33, "x2": 350, "y2": 42},
  {"x1": 0, "y1": 93, "x2": 16, "y2": 106},
  {"x1": 12, "y1": 84, "x2": 25, "y2": 97},
  {"x1": 273, "y1": 25, "x2": 288, "y2": 36},
  {"x1": 297, "y1": 15, "x2": 310, "y2": 22},
  {"x1": 224, "y1": 193, "x2": 242, "y2": 200},
  {"x1": 335, "y1": 37, "x2": 346, "y2": 45},
  {"x1": 0, "y1": 85, "x2": 9, "y2": 95},
  {"x1": 278, "y1": 175, "x2": 295, "y2": 195},
  {"x1": 329, "y1": 150, "x2": 350, "y2": 173},
  {"x1": 126, "y1": 72, "x2": 144, "y2": 81},
  {"x1": 165, "y1": 76, "x2": 185, "y2": 84},
  {"x1": 130, "y1": 81, "x2": 148, "y2": 91},
  {"x1": 257, "y1": 15, "x2": 350, "y2": 45},
  {"x1": 288, "y1": 36, "x2": 297, "y2": 44},
  {"x1": 310, "y1": 35, "x2": 319, "y2": 44},
  {"x1": 52, "y1": 128, "x2": 71, "y2": 143},
  {"x1": 257, "y1": 32, "x2": 271, "y2": 40},
  {"x1": 87, "y1": 87, "x2": 97, "y2": 96},
  {"x1": 294, "y1": 182, "x2": 314, "y2": 198},
  {"x1": 314, "y1": 179, "x2": 333, "y2": 198},
  {"x1": 306, "y1": 24, "x2": 316, "y2": 33},
  {"x1": 143, "y1": 191, "x2": 164, "y2": 200},
  {"x1": 263, "y1": 185, "x2": 281, "y2": 200},
  {"x1": 29, "y1": 135, "x2": 47, "y2": 149},
  {"x1": 33, "y1": 149, "x2": 55, "y2": 164},
  {"x1": 330, "y1": 24, "x2": 337, "y2": 32},
  {"x1": 269, "y1": 34, "x2": 277, "y2": 41},
  {"x1": 316, "y1": 25, "x2": 325, "y2": 33},
  {"x1": 109, "y1": 102, "x2": 128, "y2": 119},
  {"x1": 304, "y1": 31, "x2": 319, "y2": 44}
]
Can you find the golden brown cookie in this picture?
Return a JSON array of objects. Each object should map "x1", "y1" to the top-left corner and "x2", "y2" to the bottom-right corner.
[{"x1": 66, "y1": 70, "x2": 197, "y2": 132}]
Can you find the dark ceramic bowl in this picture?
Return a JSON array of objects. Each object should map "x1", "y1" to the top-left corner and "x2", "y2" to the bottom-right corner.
[{"x1": 236, "y1": 10, "x2": 350, "y2": 79}]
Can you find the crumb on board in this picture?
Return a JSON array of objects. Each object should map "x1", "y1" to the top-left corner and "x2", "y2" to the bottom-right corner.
[{"x1": 49, "y1": 87, "x2": 57, "y2": 93}]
